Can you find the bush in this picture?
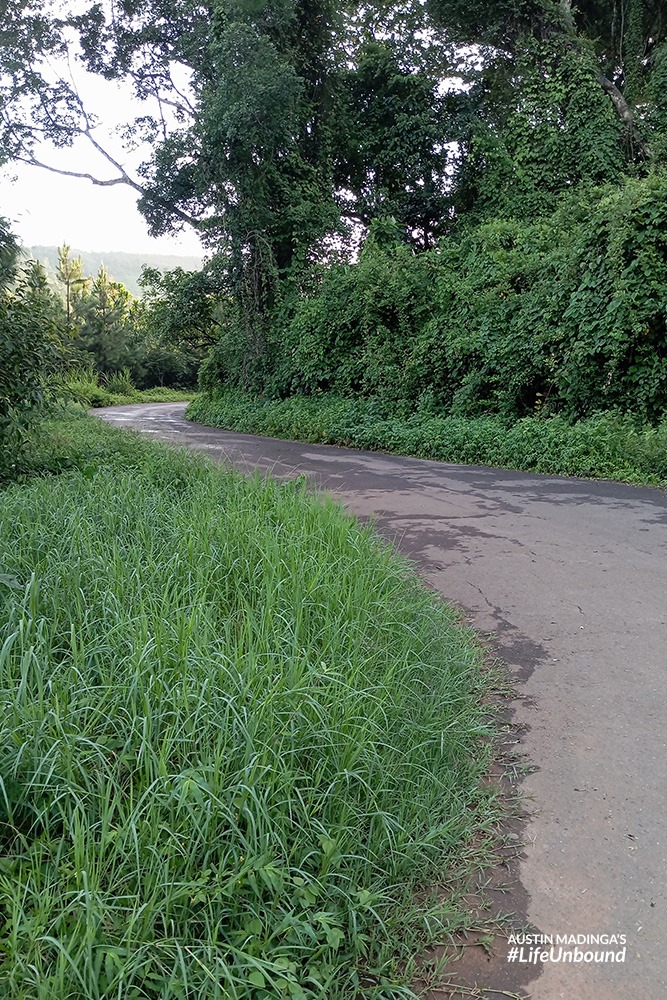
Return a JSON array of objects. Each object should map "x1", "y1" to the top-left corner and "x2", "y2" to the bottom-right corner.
[
  {"x1": 104, "y1": 366, "x2": 138, "y2": 397},
  {"x1": 53, "y1": 365, "x2": 114, "y2": 407}
]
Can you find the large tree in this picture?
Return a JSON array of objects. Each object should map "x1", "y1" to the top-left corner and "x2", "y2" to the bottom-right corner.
[
  {"x1": 4, "y1": 1, "x2": 666, "y2": 233},
  {"x1": 426, "y1": 0, "x2": 667, "y2": 145}
]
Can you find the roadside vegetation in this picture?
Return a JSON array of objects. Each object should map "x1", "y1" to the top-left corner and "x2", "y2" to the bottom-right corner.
[
  {"x1": 56, "y1": 365, "x2": 195, "y2": 408},
  {"x1": 188, "y1": 391, "x2": 667, "y2": 487},
  {"x1": 5, "y1": 5, "x2": 667, "y2": 486},
  {"x1": 188, "y1": 173, "x2": 667, "y2": 488},
  {"x1": 0, "y1": 410, "x2": 494, "y2": 998},
  {"x1": 0, "y1": 224, "x2": 198, "y2": 484}
]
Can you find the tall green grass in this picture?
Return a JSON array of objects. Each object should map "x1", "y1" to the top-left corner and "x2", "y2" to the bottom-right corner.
[
  {"x1": 0, "y1": 416, "x2": 491, "y2": 998},
  {"x1": 52, "y1": 365, "x2": 195, "y2": 407}
]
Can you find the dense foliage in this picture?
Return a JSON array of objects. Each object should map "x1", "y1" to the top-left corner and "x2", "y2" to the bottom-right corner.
[
  {"x1": 3, "y1": 1, "x2": 667, "y2": 432},
  {"x1": 0, "y1": 222, "x2": 63, "y2": 482},
  {"x1": 0, "y1": 224, "x2": 208, "y2": 455},
  {"x1": 201, "y1": 174, "x2": 667, "y2": 422},
  {"x1": 133, "y1": 263, "x2": 222, "y2": 387},
  {"x1": 34, "y1": 246, "x2": 213, "y2": 390},
  {"x1": 2, "y1": 4, "x2": 666, "y2": 994}
]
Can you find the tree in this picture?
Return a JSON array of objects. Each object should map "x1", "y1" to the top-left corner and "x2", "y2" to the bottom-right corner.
[
  {"x1": 0, "y1": 2, "x2": 79, "y2": 165},
  {"x1": 0, "y1": 225, "x2": 64, "y2": 480},
  {"x1": 73, "y1": 266, "x2": 136, "y2": 373},
  {"x1": 0, "y1": 217, "x2": 19, "y2": 289},
  {"x1": 449, "y1": 31, "x2": 626, "y2": 223},
  {"x1": 4, "y1": 0, "x2": 667, "y2": 402},
  {"x1": 426, "y1": 0, "x2": 667, "y2": 151},
  {"x1": 131, "y1": 263, "x2": 221, "y2": 386},
  {"x1": 334, "y1": 41, "x2": 452, "y2": 248},
  {"x1": 56, "y1": 245, "x2": 88, "y2": 334}
]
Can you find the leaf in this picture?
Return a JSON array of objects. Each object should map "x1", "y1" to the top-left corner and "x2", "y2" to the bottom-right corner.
[{"x1": 325, "y1": 926, "x2": 345, "y2": 949}]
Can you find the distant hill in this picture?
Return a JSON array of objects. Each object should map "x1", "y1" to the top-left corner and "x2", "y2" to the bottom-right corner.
[{"x1": 26, "y1": 245, "x2": 204, "y2": 297}]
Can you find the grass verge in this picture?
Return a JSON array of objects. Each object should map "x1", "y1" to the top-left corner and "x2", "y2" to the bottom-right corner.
[
  {"x1": 99, "y1": 386, "x2": 196, "y2": 406},
  {"x1": 187, "y1": 390, "x2": 667, "y2": 487},
  {"x1": 0, "y1": 411, "x2": 495, "y2": 998},
  {"x1": 53, "y1": 365, "x2": 196, "y2": 408}
]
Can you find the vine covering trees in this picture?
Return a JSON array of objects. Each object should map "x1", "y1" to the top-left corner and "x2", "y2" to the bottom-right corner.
[{"x1": 2, "y1": 0, "x2": 667, "y2": 418}]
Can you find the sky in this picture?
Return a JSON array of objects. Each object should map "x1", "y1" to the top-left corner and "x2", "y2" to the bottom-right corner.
[
  {"x1": 0, "y1": 163, "x2": 204, "y2": 257},
  {"x1": 0, "y1": 60, "x2": 204, "y2": 258}
]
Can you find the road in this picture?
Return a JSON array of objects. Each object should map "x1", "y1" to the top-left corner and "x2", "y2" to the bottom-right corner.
[{"x1": 96, "y1": 402, "x2": 667, "y2": 999}]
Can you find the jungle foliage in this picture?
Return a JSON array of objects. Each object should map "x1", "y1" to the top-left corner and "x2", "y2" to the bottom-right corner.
[
  {"x1": 2, "y1": 0, "x2": 667, "y2": 437},
  {"x1": 212, "y1": 175, "x2": 665, "y2": 423},
  {"x1": 0, "y1": 229, "x2": 207, "y2": 479}
]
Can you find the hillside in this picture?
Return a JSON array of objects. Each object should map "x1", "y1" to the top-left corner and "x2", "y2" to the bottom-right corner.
[{"x1": 27, "y1": 245, "x2": 203, "y2": 297}]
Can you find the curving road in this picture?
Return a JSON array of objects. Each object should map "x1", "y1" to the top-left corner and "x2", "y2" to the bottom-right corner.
[{"x1": 96, "y1": 402, "x2": 667, "y2": 1000}]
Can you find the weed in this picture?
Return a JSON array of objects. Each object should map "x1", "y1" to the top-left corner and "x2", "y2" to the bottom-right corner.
[{"x1": 0, "y1": 414, "x2": 493, "y2": 998}]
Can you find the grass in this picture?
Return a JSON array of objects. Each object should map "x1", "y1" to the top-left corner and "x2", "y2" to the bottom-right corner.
[
  {"x1": 187, "y1": 390, "x2": 667, "y2": 487},
  {"x1": 0, "y1": 411, "x2": 495, "y2": 999},
  {"x1": 53, "y1": 366, "x2": 196, "y2": 408}
]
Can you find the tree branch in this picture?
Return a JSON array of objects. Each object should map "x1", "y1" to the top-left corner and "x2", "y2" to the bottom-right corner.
[
  {"x1": 167, "y1": 69, "x2": 196, "y2": 118},
  {"x1": 17, "y1": 141, "x2": 204, "y2": 232},
  {"x1": 597, "y1": 72, "x2": 635, "y2": 127},
  {"x1": 597, "y1": 72, "x2": 651, "y2": 159},
  {"x1": 83, "y1": 126, "x2": 142, "y2": 186},
  {"x1": 16, "y1": 153, "x2": 136, "y2": 188}
]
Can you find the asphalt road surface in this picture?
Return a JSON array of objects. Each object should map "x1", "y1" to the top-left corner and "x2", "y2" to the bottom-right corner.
[{"x1": 96, "y1": 402, "x2": 667, "y2": 999}]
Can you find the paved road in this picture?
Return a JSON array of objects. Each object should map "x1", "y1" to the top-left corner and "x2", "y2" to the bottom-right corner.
[{"x1": 96, "y1": 402, "x2": 667, "y2": 999}]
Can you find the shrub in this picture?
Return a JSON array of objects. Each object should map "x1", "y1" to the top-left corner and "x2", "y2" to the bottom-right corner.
[{"x1": 104, "y1": 366, "x2": 138, "y2": 397}]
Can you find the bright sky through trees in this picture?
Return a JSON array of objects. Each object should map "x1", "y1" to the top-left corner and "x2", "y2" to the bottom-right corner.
[{"x1": 0, "y1": 58, "x2": 203, "y2": 255}]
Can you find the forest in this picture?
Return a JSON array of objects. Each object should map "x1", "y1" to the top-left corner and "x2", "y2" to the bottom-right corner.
[{"x1": 2, "y1": 0, "x2": 667, "y2": 479}]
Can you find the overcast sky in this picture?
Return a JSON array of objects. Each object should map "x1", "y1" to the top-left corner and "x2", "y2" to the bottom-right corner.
[
  {"x1": 0, "y1": 163, "x2": 204, "y2": 256},
  {"x1": 0, "y1": 61, "x2": 204, "y2": 258}
]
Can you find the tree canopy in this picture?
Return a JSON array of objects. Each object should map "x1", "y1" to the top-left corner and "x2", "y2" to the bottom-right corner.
[{"x1": 3, "y1": 0, "x2": 667, "y2": 415}]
